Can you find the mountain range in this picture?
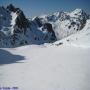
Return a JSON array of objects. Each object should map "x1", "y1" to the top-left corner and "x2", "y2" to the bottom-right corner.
[{"x1": 0, "y1": 4, "x2": 90, "y2": 47}]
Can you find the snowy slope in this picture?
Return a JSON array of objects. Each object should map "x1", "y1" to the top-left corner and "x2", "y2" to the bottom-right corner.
[
  {"x1": 54, "y1": 19, "x2": 90, "y2": 48},
  {"x1": 0, "y1": 43, "x2": 90, "y2": 90}
]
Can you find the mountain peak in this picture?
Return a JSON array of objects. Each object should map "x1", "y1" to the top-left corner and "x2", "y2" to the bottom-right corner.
[
  {"x1": 6, "y1": 4, "x2": 16, "y2": 12},
  {"x1": 73, "y1": 8, "x2": 83, "y2": 13},
  {"x1": 6, "y1": 4, "x2": 22, "y2": 13},
  {"x1": 70, "y1": 8, "x2": 86, "y2": 16}
]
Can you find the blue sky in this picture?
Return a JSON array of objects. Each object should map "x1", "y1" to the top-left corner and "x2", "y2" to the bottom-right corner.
[{"x1": 0, "y1": 0, "x2": 90, "y2": 18}]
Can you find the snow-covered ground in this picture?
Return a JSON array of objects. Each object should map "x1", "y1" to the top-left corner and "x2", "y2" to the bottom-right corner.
[{"x1": 0, "y1": 40, "x2": 90, "y2": 90}]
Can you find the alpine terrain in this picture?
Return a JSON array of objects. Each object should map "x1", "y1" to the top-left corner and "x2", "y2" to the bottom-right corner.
[{"x1": 0, "y1": 4, "x2": 90, "y2": 90}]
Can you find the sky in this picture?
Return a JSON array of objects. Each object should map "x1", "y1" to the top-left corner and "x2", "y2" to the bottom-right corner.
[{"x1": 0, "y1": 0, "x2": 90, "y2": 18}]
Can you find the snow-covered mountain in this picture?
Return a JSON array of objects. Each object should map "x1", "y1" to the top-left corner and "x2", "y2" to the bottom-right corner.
[
  {"x1": 38, "y1": 9, "x2": 89, "y2": 40},
  {"x1": 53, "y1": 19, "x2": 90, "y2": 48},
  {"x1": 0, "y1": 4, "x2": 57, "y2": 47},
  {"x1": 0, "y1": 4, "x2": 30, "y2": 47},
  {"x1": 0, "y1": 4, "x2": 89, "y2": 47}
]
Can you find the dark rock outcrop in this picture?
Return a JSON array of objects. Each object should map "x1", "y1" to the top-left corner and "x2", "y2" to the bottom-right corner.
[
  {"x1": 7, "y1": 4, "x2": 18, "y2": 12},
  {"x1": 33, "y1": 17, "x2": 42, "y2": 27},
  {"x1": 7, "y1": 4, "x2": 29, "y2": 29},
  {"x1": 15, "y1": 10, "x2": 29, "y2": 29},
  {"x1": 43, "y1": 23, "x2": 56, "y2": 41}
]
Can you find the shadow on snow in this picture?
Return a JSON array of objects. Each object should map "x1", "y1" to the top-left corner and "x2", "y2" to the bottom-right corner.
[{"x1": 0, "y1": 49, "x2": 25, "y2": 65}]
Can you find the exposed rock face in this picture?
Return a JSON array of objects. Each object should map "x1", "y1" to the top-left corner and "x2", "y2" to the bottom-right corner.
[
  {"x1": 15, "y1": 10, "x2": 29, "y2": 29},
  {"x1": 7, "y1": 4, "x2": 17, "y2": 12},
  {"x1": 7, "y1": 4, "x2": 29, "y2": 29},
  {"x1": 43, "y1": 23, "x2": 56, "y2": 41},
  {"x1": 43, "y1": 23, "x2": 53, "y2": 32}
]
